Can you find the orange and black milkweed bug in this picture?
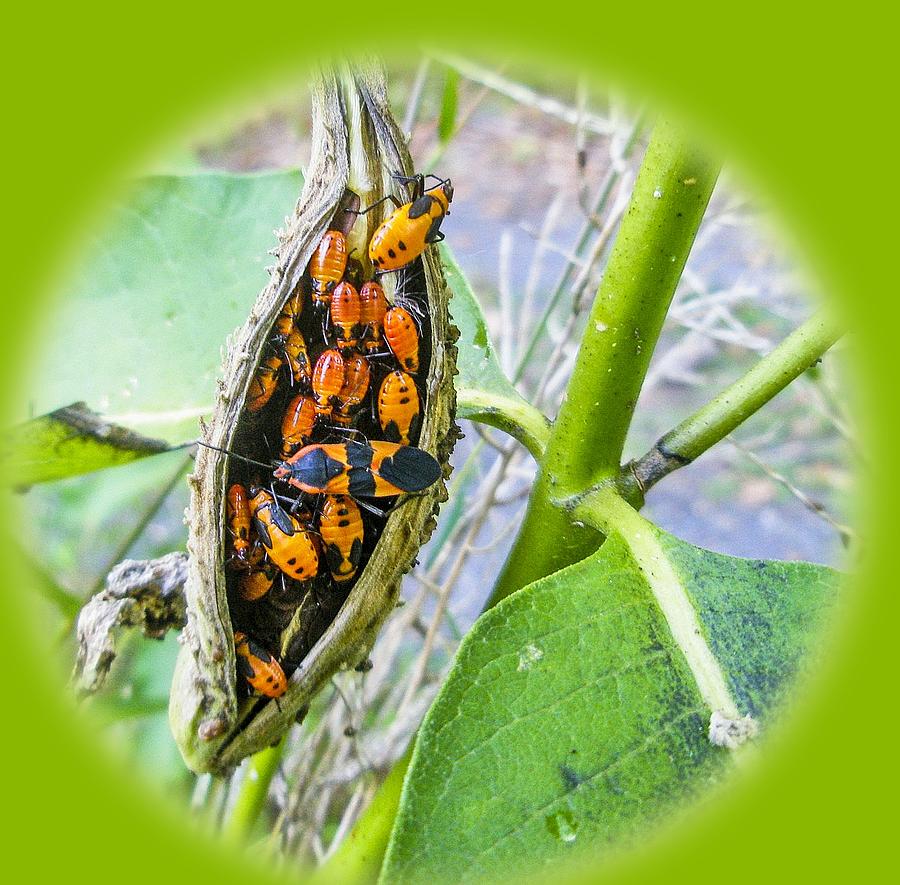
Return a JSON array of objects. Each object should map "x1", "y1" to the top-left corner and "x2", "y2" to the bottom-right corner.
[
  {"x1": 358, "y1": 174, "x2": 453, "y2": 272},
  {"x1": 234, "y1": 631, "x2": 288, "y2": 698}
]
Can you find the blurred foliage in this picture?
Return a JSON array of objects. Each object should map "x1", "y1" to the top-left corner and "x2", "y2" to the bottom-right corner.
[
  {"x1": 4, "y1": 402, "x2": 170, "y2": 487},
  {"x1": 22, "y1": 171, "x2": 303, "y2": 441}
]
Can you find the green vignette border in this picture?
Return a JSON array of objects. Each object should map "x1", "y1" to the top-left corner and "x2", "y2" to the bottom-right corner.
[{"x1": 0, "y1": 16, "x2": 892, "y2": 885}]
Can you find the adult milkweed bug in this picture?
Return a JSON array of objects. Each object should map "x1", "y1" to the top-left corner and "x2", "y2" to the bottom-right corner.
[
  {"x1": 384, "y1": 306, "x2": 420, "y2": 373},
  {"x1": 234, "y1": 631, "x2": 287, "y2": 698},
  {"x1": 333, "y1": 352, "x2": 371, "y2": 426},
  {"x1": 273, "y1": 439, "x2": 441, "y2": 498},
  {"x1": 359, "y1": 281, "x2": 388, "y2": 354},
  {"x1": 330, "y1": 281, "x2": 362, "y2": 350},
  {"x1": 281, "y1": 393, "x2": 317, "y2": 458},
  {"x1": 319, "y1": 495, "x2": 365, "y2": 584},
  {"x1": 359, "y1": 174, "x2": 454, "y2": 272},
  {"x1": 308, "y1": 230, "x2": 349, "y2": 307},
  {"x1": 377, "y1": 370, "x2": 421, "y2": 444},
  {"x1": 248, "y1": 489, "x2": 320, "y2": 581}
]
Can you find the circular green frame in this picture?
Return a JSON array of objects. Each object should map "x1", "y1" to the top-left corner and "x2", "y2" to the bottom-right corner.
[{"x1": 1, "y1": 10, "x2": 893, "y2": 885}]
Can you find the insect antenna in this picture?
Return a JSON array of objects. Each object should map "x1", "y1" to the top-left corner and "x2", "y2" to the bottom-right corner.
[{"x1": 189, "y1": 441, "x2": 274, "y2": 472}]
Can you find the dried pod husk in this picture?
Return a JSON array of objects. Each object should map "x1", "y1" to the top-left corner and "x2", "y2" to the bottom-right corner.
[{"x1": 169, "y1": 65, "x2": 459, "y2": 774}]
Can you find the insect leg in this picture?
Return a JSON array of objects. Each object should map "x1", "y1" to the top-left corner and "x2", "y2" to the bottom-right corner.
[
  {"x1": 390, "y1": 172, "x2": 425, "y2": 198},
  {"x1": 354, "y1": 497, "x2": 389, "y2": 519},
  {"x1": 348, "y1": 194, "x2": 403, "y2": 216}
]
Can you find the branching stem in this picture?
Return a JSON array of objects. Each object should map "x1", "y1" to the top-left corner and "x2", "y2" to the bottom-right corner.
[
  {"x1": 618, "y1": 309, "x2": 843, "y2": 505},
  {"x1": 490, "y1": 119, "x2": 720, "y2": 604}
]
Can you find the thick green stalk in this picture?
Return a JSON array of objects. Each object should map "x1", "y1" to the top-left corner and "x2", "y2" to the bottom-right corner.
[
  {"x1": 490, "y1": 119, "x2": 720, "y2": 603},
  {"x1": 618, "y1": 308, "x2": 843, "y2": 504},
  {"x1": 222, "y1": 737, "x2": 286, "y2": 843}
]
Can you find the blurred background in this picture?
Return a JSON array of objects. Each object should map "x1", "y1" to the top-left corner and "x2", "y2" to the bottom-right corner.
[{"x1": 17, "y1": 55, "x2": 855, "y2": 858}]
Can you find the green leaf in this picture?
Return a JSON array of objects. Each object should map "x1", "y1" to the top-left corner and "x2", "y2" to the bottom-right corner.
[
  {"x1": 437, "y1": 67, "x2": 459, "y2": 144},
  {"x1": 442, "y1": 244, "x2": 550, "y2": 459},
  {"x1": 381, "y1": 532, "x2": 840, "y2": 882},
  {"x1": 656, "y1": 533, "x2": 839, "y2": 720},
  {"x1": 2, "y1": 402, "x2": 170, "y2": 487},
  {"x1": 23, "y1": 170, "x2": 303, "y2": 441}
]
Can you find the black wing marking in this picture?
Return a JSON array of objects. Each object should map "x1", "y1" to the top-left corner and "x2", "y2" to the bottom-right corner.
[
  {"x1": 348, "y1": 465, "x2": 377, "y2": 498},
  {"x1": 376, "y1": 446, "x2": 441, "y2": 492},
  {"x1": 407, "y1": 194, "x2": 436, "y2": 220},
  {"x1": 252, "y1": 515, "x2": 273, "y2": 550}
]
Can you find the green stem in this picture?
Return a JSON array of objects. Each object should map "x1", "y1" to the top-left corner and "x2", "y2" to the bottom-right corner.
[
  {"x1": 222, "y1": 736, "x2": 286, "y2": 843},
  {"x1": 490, "y1": 119, "x2": 720, "y2": 604},
  {"x1": 618, "y1": 309, "x2": 843, "y2": 505},
  {"x1": 456, "y1": 388, "x2": 550, "y2": 461}
]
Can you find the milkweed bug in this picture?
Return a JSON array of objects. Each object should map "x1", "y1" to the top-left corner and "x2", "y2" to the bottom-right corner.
[
  {"x1": 360, "y1": 174, "x2": 453, "y2": 272},
  {"x1": 248, "y1": 489, "x2": 320, "y2": 581},
  {"x1": 237, "y1": 561, "x2": 276, "y2": 602},
  {"x1": 333, "y1": 352, "x2": 371, "y2": 426},
  {"x1": 273, "y1": 439, "x2": 441, "y2": 498},
  {"x1": 377, "y1": 370, "x2": 421, "y2": 444},
  {"x1": 226, "y1": 483, "x2": 254, "y2": 569},
  {"x1": 384, "y1": 306, "x2": 420, "y2": 373},
  {"x1": 312, "y1": 348, "x2": 346, "y2": 416},
  {"x1": 273, "y1": 289, "x2": 304, "y2": 339},
  {"x1": 234, "y1": 631, "x2": 287, "y2": 698},
  {"x1": 319, "y1": 495, "x2": 364, "y2": 584},
  {"x1": 330, "y1": 281, "x2": 362, "y2": 350},
  {"x1": 281, "y1": 393, "x2": 317, "y2": 458},
  {"x1": 308, "y1": 230, "x2": 348, "y2": 307},
  {"x1": 282, "y1": 328, "x2": 312, "y2": 388},
  {"x1": 359, "y1": 281, "x2": 388, "y2": 353},
  {"x1": 246, "y1": 352, "x2": 283, "y2": 412}
]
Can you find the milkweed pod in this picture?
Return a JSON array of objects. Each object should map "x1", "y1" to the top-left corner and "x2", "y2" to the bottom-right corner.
[{"x1": 170, "y1": 72, "x2": 458, "y2": 775}]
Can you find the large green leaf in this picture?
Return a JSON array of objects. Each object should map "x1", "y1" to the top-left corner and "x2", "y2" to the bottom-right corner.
[
  {"x1": 381, "y1": 531, "x2": 840, "y2": 883},
  {"x1": 442, "y1": 244, "x2": 550, "y2": 459},
  {"x1": 2, "y1": 402, "x2": 170, "y2": 487},
  {"x1": 23, "y1": 170, "x2": 303, "y2": 442}
]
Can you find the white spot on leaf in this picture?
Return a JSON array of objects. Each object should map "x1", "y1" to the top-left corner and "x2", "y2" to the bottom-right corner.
[{"x1": 518, "y1": 643, "x2": 544, "y2": 671}]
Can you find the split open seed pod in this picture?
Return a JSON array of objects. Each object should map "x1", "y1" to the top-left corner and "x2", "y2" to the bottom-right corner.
[{"x1": 169, "y1": 65, "x2": 459, "y2": 774}]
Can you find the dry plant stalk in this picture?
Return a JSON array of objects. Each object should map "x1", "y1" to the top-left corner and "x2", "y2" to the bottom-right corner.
[{"x1": 169, "y1": 64, "x2": 459, "y2": 775}]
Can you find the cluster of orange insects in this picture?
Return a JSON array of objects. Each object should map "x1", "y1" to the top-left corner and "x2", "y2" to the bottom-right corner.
[{"x1": 224, "y1": 174, "x2": 454, "y2": 699}]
